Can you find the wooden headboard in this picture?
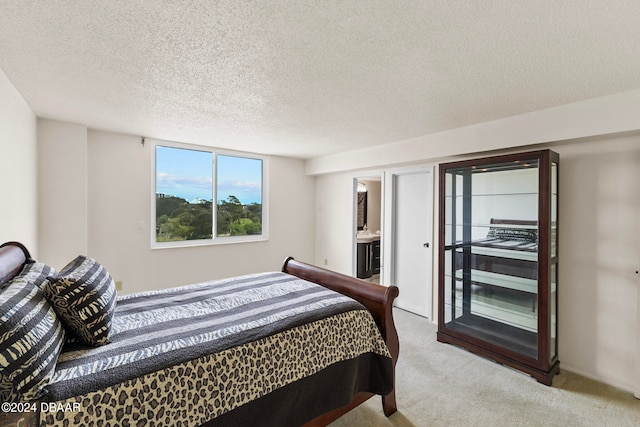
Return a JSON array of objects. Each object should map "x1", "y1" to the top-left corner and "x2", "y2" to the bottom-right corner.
[
  {"x1": 490, "y1": 218, "x2": 537, "y2": 227},
  {"x1": 0, "y1": 241, "x2": 31, "y2": 285}
]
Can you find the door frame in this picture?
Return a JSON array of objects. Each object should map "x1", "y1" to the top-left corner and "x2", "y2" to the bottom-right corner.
[
  {"x1": 388, "y1": 165, "x2": 435, "y2": 319},
  {"x1": 351, "y1": 172, "x2": 385, "y2": 279}
]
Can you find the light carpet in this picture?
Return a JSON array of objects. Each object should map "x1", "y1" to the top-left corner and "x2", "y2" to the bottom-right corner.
[{"x1": 330, "y1": 308, "x2": 640, "y2": 426}]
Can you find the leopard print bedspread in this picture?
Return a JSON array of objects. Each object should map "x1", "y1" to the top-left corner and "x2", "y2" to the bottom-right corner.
[{"x1": 40, "y1": 309, "x2": 389, "y2": 427}]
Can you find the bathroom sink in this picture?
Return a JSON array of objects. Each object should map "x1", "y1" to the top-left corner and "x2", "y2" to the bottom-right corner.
[{"x1": 356, "y1": 233, "x2": 380, "y2": 243}]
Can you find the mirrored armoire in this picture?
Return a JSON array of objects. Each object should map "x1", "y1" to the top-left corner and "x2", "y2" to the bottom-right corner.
[{"x1": 437, "y1": 149, "x2": 559, "y2": 385}]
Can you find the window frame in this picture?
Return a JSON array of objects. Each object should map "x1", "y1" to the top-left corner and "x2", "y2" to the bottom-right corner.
[{"x1": 151, "y1": 139, "x2": 269, "y2": 249}]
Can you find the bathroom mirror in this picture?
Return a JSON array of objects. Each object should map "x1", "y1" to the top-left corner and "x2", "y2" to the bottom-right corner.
[{"x1": 357, "y1": 190, "x2": 367, "y2": 230}]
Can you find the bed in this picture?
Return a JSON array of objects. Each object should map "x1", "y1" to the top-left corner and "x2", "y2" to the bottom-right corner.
[{"x1": 0, "y1": 241, "x2": 399, "y2": 427}]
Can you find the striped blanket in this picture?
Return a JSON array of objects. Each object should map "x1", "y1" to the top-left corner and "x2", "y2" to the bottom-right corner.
[{"x1": 38, "y1": 272, "x2": 392, "y2": 426}]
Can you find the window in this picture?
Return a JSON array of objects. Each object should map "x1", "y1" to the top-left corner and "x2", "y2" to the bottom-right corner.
[
  {"x1": 215, "y1": 155, "x2": 263, "y2": 237},
  {"x1": 152, "y1": 142, "x2": 268, "y2": 248}
]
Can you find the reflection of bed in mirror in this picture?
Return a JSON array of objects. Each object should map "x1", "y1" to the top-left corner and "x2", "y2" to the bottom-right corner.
[{"x1": 450, "y1": 218, "x2": 539, "y2": 337}]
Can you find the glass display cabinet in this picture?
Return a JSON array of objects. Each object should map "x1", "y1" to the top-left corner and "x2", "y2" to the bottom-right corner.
[{"x1": 437, "y1": 149, "x2": 559, "y2": 385}]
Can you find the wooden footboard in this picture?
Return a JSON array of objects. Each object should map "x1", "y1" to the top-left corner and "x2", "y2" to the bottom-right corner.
[{"x1": 282, "y1": 257, "x2": 400, "y2": 424}]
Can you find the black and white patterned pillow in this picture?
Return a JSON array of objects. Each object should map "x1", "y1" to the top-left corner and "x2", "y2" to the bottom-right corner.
[
  {"x1": 0, "y1": 276, "x2": 66, "y2": 402},
  {"x1": 14, "y1": 260, "x2": 56, "y2": 288},
  {"x1": 43, "y1": 256, "x2": 117, "y2": 346}
]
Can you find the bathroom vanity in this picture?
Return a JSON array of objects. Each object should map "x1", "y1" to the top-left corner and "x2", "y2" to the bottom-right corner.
[{"x1": 357, "y1": 233, "x2": 380, "y2": 279}]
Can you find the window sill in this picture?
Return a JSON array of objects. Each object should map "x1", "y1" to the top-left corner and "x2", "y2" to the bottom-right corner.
[{"x1": 152, "y1": 235, "x2": 268, "y2": 249}]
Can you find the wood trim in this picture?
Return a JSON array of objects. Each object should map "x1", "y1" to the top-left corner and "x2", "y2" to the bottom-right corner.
[{"x1": 490, "y1": 218, "x2": 537, "y2": 226}]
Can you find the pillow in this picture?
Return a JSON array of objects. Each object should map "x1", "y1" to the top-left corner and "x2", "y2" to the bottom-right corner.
[
  {"x1": 43, "y1": 256, "x2": 117, "y2": 346},
  {"x1": 0, "y1": 276, "x2": 66, "y2": 402},
  {"x1": 13, "y1": 261, "x2": 56, "y2": 289}
]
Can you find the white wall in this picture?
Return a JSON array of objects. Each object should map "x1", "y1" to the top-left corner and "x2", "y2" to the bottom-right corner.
[
  {"x1": 0, "y1": 69, "x2": 38, "y2": 254},
  {"x1": 556, "y1": 137, "x2": 640, "y2": 391},
  {"x1": 38, "y1": 119, "x2": 88, "y2": 268},
  {"x1": 316, "y1": 175, "x2": 385, "y2": 277},
  {"x1": 313, "y1": 132, "x2": 640, "y2": 393},
  {"x1": 469, "y1": 168, "x2": 538, "y2": 240},
  {"x1": 83, "y1": 129, "x2": 316, "y2": 293},
  {"x1": 315, "y1": 172, "x2": 354, "y2": 275},
  {"x1": 35, "y1": 122, "x2": 315, "y2": 292}
]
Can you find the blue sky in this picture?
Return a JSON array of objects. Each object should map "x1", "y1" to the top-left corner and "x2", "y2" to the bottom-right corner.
[{"x1": 156, "y1": 146, "x2": 262, "y2": 204}]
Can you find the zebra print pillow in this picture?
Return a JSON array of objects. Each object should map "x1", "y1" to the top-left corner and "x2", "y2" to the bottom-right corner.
[
  {"x1": 0, "y1": 275, "x2": 66, "y2": 402},
  {"x1": 14, "y1": 260, "x2": 56, "y2": 288},
  {"x1": 43, "y1": 256, "x2": 117, "y2": 346}
]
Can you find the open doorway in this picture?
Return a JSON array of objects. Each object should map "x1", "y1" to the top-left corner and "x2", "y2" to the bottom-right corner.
[{"x1": 353, "y1": 175, "x2": 383, "y2": 284}]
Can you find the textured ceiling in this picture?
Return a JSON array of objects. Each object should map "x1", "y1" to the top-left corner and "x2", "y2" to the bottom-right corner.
[{"x1": 1, "y1": 1, "x2": 640, "y2": 159}]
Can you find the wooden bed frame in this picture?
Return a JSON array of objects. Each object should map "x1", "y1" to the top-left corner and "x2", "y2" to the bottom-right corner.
[
  {"x1": 0, "y1": 242, "x2": 399, "y2": 426},
  {"x1": 282, "y1": 257, "x2": 400, "y2": 425}
]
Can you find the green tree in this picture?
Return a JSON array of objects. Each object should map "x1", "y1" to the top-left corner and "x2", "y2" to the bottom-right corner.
[
  {"x1": 217, "y1": 195, "x2": 243, "y2": 236},
  {"x1": 156, "y1": 196, "x2": 188, "y2": 217},
  {"x1": 216, "y1": 196, "x2": 262, "y2": 237},
  {"x1": 156, "y1": 197, "x2": 212, "y2": 241},
  {"x1": 157, "y1": 195, "x2": 261, "y2": 241}
]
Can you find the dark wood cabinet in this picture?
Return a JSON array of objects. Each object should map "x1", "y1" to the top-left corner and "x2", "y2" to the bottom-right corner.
[
  {"x1": 372, "y1": 239, "x2": 380, "y2": 275},
  {"x1": 437, "y1": 149, "x2": 559, "y2": 385},
  {"x1": 357, "y1": 239, "x2": 380, "y2": 279},
  {"x1": 357, "y1": 242, "x2": 372, "y2": 279}
]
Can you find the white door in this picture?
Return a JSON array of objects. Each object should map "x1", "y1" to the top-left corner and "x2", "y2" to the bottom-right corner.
[{"x1": 392, "y1": 169, "x2": 433, "y2": 319}]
